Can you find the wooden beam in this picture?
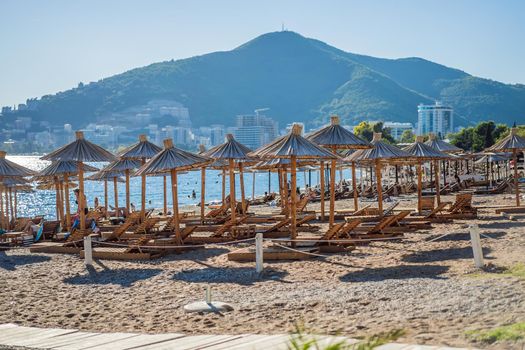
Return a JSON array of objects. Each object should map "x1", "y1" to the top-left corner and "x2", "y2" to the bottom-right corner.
[
  {"x1": 320, "y1": 160, "x2": 325, "y2": 220},
  {"x1": 64, "y1": 173, "x2": 71, "y2": 231}
]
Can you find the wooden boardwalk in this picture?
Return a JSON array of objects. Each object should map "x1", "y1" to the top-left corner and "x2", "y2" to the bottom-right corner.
[{"x1": 0, "y1": 324, "x2": 479, "y2": 350}]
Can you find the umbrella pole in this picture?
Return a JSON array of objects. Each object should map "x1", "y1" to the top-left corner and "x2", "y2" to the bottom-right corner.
[
  {"x1": 113, "y1": 177, "x2": 119, "y2": 217},
  {"x1": 268, "y1": 170, "x2": 271, "y2": 194},
  {"x1": 54, "y1": 177, "x2": 60, "y2": 221},
  {"x1": 163, "y1": 175, "x2": 167, "y2": 215},
  {"x1": 278, "y1": 169, "x2": 284, "y2": 209},
  {"x1": 513, "y1": 149, "x2": 520, "y2": 207},
  {"x1": 78, "y1": 162, "x2": 86, "y2": 231},
  {"x1": 125, "y1": 169, "x2": 130, "y2": 215},
  {"x1": 352, "y1": 162, "x2": 358, "y2": 211},
  {"x1": 320, "y1": 161, "x2": 325, "y2": 221},
  {"x1": 14, "y1": 189, "x2": 17, "y2": 222},
  {"x1": 239, "y1": 162, "x2": 246, "y2": 215},
  {"x1": 283, "y1": 169, "x2": 289, "y2": 216},
  {"x1": 221, "y1": 169, "x2": 226, "y2": 204},
  {"x1": 141, "y1": 158, "x2": 146, "y2": 219},
  {"x1": 0, "y1": 187, "x2": 4, "y2": 230},
  {"x1": 375, "y1": 160, "x2": 383, "y2": 213},
  {"x1": 170, "y1": 168, "x2": 181, "y2": 242},
  {"x1": 64, "y1": 173, "x2": 71, "y2": 231},
  {"x1": 9, "y1": 188, "x2": 14, "y2": 227},
  {"x1": 200, "y1": 167, "x2": 205, "y2": 224},
  {"x1": 252, "y1": 171, "x2": 256, "y2": 201},
  {"x1": 290, "y1": 155, "x2": 298, "y2": 247},
  {"x1": 329, "y1": 147, "x2": 337, "y2": 228},
  {"x1": 430, "y1": 162, "x2": 434, "y2": 193},
  {"x1": 104, "y1": 179, "x2": 108, "y2": 219},
  {"x1": 417, "y1": 161, "x2": 423, "y2": 214},
  {"x1": 229, "y1": 159, "x2": 236, "y2": 223},
  {"x1": 435, "y1": 160, "x2": 441, "y2": 206}
]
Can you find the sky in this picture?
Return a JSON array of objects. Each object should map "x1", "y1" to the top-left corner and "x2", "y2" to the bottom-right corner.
[{"x1": 1, "y1": 0, "x2": 524, "y2": 107}]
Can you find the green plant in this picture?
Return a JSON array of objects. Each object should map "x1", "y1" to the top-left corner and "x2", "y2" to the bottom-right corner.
[
  {"x1": 466, "y1": 263, "x2": 525, "y2": 280},
  {"x1": 287, "y1": 325, "x2": 405, "y2": 350},
  {"x1": 466, "y1": 322, "x2": 525, "y2": 343}
]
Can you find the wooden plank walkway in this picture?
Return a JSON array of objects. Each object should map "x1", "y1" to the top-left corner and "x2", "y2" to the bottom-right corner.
[{"x1": 0, "y1": 324, "x2": 480, "y2": 350}]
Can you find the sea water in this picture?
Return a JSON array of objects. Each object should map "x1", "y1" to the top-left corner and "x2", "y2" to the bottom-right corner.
[{"x1": 6, "y1": 156, "x2": 355, "y2": 220}]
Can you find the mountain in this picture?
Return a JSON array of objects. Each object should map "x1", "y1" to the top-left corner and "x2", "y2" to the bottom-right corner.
[{"x1": 4, "y1": 31, "x2": 525, "y2": 129}]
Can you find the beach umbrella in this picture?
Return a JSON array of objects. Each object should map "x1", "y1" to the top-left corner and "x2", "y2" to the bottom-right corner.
[
  {"x1": 403, "y1": 136, "x2": 451, "y2": 211},
  {"x1": 35, "y1": 160, "x2": 99, "y2": 230},
  {"x1": 87, "y1": 169, "x2": 125, "y2": 218},
  {"x1": 41, "y1": 131, "x2": 116, "y2": 230},
  {"x1": 117, "y1": 135, "x2": 162, "y2": 217},
  {"x1": 203, "y1": 134, "x2": 254, "y2": 223},
  {"x1": 250, "y1": 124, "x2": 337, "y2": 244},
  {"x1": 0, "y1": 151, "x2": 35, "y2": 229},
  {"x1": 307, "y1": 116, "x2": 371, "y2": 225},
  {"x1": 425, "y1": 133, "x2": 463, "y2": 185},
  {"x1": 103, "y1": 158, "x2": 143, "y2": 214},
  {"x1": 488, "y1": 128, "x2": 525, "y2": 206},
  {"x1": 136, "y1": 139, "x2": 211, "y2": 242},
  {"x1": 346, "y1": 133, "x2": 413, "y2": 212}
]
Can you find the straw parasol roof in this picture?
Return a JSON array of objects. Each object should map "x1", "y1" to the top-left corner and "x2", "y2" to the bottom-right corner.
[
  {"x1": 402, "y1": 136, "x2": 451, "y2": 160},
  {"x1": 136, "y1": 139, "x2": 211, "y2": 175},
  {"x1": 36, "y1": 160, "x2": 99, "y2": 178},
  {"x1": 118, "y1": 134, "x2": 162, "y2": 159},
  {"x1": 306, "y1": 116, "x2": 371, "y2": 149},
  {"x1": 0, "y1": 151, "x2": 36, "y2": 177},
  {"x1": 250, "y1": 125, "x2": 337, "y2": 160},
  {"x1": 86, "y1": 170, "x2": 125, "y2": 182},
  {"x1": 1, "y1": 176, "x2": 29, "y2": 187},
  {"x1": 42, "y1": 131, "x2": 116, "y2": 162},
  {"x1": 474, "y1": 152, "x2": 512, "y2": 164},
  {"x1": 424, "y1": 133, "x2": 463, "y2": 153},
  {"x1": 488, "y1": 128, "x2": 525, "y2": 152},
  {"x1": 345, "y1": 133, "x2": 413, "y2": 163},
  {"x1": 203, "y1": 134, "x2": 253, "y2": 160},
  {"x1": 103, "y1": 159, "x2": 143, "y2": 172}
]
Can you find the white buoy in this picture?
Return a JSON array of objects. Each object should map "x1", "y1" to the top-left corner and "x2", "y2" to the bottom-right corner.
[
  {"x1": 255, "y1": 232, "x2": 263, "y2": 273},
  {"x1": 469, "y1": 224, "x2": 484, "y2": 268},
  {"x1": 84, "y1": 235, "x2": 93, "y2": 266}
]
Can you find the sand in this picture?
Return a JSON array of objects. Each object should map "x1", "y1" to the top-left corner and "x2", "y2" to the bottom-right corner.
[{"x1": 0, "y1": 192, "x2": 524, "y2": 350}]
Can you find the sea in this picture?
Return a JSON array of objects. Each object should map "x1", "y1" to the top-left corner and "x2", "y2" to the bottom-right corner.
[{"x1": 5, "y1": 155, "x2": 358, "y2": 220}]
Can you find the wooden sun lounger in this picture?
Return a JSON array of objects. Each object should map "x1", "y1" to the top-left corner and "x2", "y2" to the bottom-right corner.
[{"x1": 132, "y1": 217, "x2": 161, "y2": 235}]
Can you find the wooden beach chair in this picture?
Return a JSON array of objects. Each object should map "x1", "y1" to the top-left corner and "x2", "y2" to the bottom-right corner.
[
  {"x1": 420, "y1": 196, "x2": 435, "y2": 212},
  {"x1": 133, "y1": 217, "x2": 161, "y2": 235}
]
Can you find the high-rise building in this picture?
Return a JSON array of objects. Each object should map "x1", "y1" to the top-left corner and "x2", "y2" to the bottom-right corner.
[
  {"x1": 233, "y1": 114, "x2": 278, "y2": 149},
  {"x1": 384, "y1": 122, "x2": 413, "y2": 140},
  {"x1": 417, "y1": 102, "x2": 453, "y2": 137},
  {"x1": 210, "y1": 124, "x2": 225, "y2": 146}
]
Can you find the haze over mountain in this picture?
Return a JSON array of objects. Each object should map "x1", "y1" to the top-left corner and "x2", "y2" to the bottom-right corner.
[{"x1": 4, "y1": 31, "x2": 525, "y2": 129}]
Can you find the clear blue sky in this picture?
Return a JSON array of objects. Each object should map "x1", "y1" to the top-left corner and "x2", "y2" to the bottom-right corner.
[{"x1": 1, "y1": 0, "x2": 524, "y2": 107}]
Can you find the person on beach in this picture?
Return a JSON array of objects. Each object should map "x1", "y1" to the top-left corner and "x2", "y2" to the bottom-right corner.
[{"x1": 72, "y1": 189, "x2": 88, "y2": 224}]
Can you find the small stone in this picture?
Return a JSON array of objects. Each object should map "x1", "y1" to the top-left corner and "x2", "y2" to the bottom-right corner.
[{"x1": 183, "y1": 301, "x2": 234, "y2": 313}]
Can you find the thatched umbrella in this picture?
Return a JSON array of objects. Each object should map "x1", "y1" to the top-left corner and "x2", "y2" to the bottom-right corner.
[
  {"x1": 117, "y1": 135, "x2": 162, "y2": 217},
  {"x1": 1, "y1": 177, "x2": 29, "y2": 227},
  {"x1": 103, "y1": 158, "x2": 142, "y2": 214},
  {"x1": 136, "y1": 139, "x2": 211, "y2": 242},
  {"x1": 203, "y1": 134, "x2": 254, "y2": 223},
  {"x1": 307, "y1": 116, "x2": 371, "y2": 226},
  {"x1": 475, "y1": 152, "x2": 512, "y2": 186},
  {"x1": 250, "y1": 124, "x2": 336, "y2": 244},
  {"x1": 346, "y1": 133, "x2": 413, "y2": 212},
  {"x1": 42, "y1": 131, "x2": 116, "y2": 230},
  {"x1": 87, "y1": 169, "x2": 125, "y2": 217},
  {"x1": 488, "y1": 128, "x2": 525, "y2": 206},
  {"x1": 36, "y1": 161, "x2": 98, "y2": 230},
  {"x1": 403, "y1": 136, "x2": 451, "y2": 211},
  {"x1": 425, "y1": 133, "x2": 463, "y2": 185},
  {"x1": 0, "y1": 151, "x2": 35, "y2": 229}
]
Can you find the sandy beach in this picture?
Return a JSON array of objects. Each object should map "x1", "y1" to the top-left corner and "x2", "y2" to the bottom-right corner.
[{"x1": 1, "y1": 192, "x2": 524, "y2": 350}]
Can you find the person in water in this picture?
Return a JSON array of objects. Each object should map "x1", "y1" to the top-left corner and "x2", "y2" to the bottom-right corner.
[{"x1": 192, "y1": 190, "x2": 196, "y2": 199}]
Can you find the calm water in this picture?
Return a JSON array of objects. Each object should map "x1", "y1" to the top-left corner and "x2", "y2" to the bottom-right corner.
[{"x1": 6, "y1": 156, "x2": 357, "y2": 220}]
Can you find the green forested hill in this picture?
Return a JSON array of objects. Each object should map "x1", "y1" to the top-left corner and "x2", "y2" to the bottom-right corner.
[{"x1": 5, "y1": 31, "x2": 525, "y2": 128}]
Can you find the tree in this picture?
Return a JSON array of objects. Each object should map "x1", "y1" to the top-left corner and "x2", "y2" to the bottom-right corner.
[
  {"x1": 353, "y1": 121, "x2": 395, "y2": 143},
  {"x1": 449, "y1": 121, "x2": 515, "y2": 152},
  {"x1": 399, "y1": 129, "x2": 415, "y2": 143}
]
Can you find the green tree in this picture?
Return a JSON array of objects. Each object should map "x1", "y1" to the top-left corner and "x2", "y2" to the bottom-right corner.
[
  {"x1": 399, "y1": 129, "x2": 415, "y2": 143},
  {"x1": 353, "y1": 121, "x2": 395, "y2": 143},
  {"x1": 450, "y1": 127, "x2": 475, "y2": 151}
]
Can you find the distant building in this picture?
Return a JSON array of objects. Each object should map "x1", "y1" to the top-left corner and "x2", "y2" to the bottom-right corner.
[
  {"x1": 384, "y1": 122, "x2": 413, "y2": 140},
  {"x1": 417, "y1": 102, "x2": 453, "y2": 137},
  {"x1": 210, "y1": 125, "x2": 225, "y2": 146},
  {"x1": 233, "y1": 114, "x2": 278, "y2": 149}
]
